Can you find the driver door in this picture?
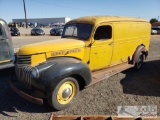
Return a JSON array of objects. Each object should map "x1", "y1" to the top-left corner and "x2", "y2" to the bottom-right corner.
[{"x1": 89, "y1": 24, "x2": 113, "y2": 70}]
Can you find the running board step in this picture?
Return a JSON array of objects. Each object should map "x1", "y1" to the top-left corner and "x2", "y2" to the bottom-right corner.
[{"x1": 88, "y1": 63, "x2": 134, "y2": 87}]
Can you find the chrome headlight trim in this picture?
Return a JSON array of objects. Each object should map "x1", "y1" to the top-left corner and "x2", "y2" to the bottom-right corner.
[{"x1": 31, "y1": 67, "x2": 39, "y2": 79}]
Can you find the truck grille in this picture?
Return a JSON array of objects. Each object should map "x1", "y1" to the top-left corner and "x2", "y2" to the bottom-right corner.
[
  {"x1": 16, "y1": 55, "x2": 31, "y2": 66},
  {"x1": 15, "y1": 65, "x2": 32, "y2": 88}
]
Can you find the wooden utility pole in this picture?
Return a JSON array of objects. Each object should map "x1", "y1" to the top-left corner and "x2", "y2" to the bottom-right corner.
[{"x1": 23, "y1": 0, "x2": 28, "y2": 28}]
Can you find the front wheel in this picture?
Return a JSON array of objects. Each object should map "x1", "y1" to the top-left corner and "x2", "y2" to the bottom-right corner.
[
  {"x1": 134, "y1": 53, "x2": 144, "y2": 70},
  {"x1": 48, "y1": 77, "x2": 79, "y2": 110}
]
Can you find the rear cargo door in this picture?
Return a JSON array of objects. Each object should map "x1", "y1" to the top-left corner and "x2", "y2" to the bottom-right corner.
[{"x1": 89, "y1": 24, "x2": 113, "y2": 70}]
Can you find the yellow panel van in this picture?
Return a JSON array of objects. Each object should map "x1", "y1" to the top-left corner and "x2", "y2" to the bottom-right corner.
[{"x1": 10, "y1": 16, "x2": 151, "y2": 110}]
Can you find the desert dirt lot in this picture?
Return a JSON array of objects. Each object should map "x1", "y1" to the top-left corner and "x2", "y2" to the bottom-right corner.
[{"x1": 0, "y1": 35, "x2": 160, "y2": 120}]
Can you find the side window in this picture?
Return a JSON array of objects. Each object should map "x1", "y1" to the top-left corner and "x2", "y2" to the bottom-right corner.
[
  {"x1": 64, "y1": 26, "x2": 77, "y2": 36},
  {"x1": 94, "y1": 25, "x2": 112, "y2": 40}
]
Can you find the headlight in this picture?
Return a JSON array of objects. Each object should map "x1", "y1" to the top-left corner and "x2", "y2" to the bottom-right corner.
[{"x1": 31, "y1": 67, "x2": 39, "y2": 78}]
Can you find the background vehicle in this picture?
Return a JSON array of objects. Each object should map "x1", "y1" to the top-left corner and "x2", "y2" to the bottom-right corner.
[
  {"x1": 151, "y1": 29, "x2": 157, "y2": 35},
  {"x1": 50, "y1": 28, "x2": 56, "y2": 35},
  {"x1": 28, "y1": 22, "x2": 34, "y2": 28},
  {"x1": 50, "y1": 28, "x2": 63, "y2": 36},
  {"x1": 31, "y1": 28, "x2": 45, "y2": 36},
  {"x1": 152, "y1": 27, "x2": 160, "y2": 34},
  {"x1": 11, "y1": 16, "x2": 150, "y2": 111},
  {"x1": 55, "y1": 28, "x2": 63, "y2": 36},
  {"x1": 10, "y1": 27, "x2": 20, "y2": 36},
  {"x1": 0, "y1": 18, "x2": 14, "y2": 69}
]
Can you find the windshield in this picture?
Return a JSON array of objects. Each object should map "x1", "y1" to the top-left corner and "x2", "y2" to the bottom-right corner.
[
  {"x1": 31, "y1": 29, "x2": 36, "y2": 32},
  {"x1": 10, "y1": 27, "x2": 18, "y2": 31},
  {"x1": 62, "y1": 23, "x2": 93, "y2": 40},
  {"x1": 152, "y1": 28, "x2": 160, "y2": 30},
  {"x1": 37, "y1": 29, "x2": 43, "y2": 32},
  {"x1": 56, "y1": 29, "x2": 63, "y2": 32}
]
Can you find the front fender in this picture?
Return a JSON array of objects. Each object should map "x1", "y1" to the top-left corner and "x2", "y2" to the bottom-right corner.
[{"x1": 34, "y1": 57, "x2": 91, "y2": 95}]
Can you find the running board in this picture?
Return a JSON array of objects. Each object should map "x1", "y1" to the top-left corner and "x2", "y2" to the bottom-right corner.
[{"x1": 87, "y1": 63, "x2": 134, "y2": 87}]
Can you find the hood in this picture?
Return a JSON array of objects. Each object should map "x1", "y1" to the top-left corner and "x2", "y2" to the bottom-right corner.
[{"x1": 17, "y1": 38, "x2": 85, "y2": 55}]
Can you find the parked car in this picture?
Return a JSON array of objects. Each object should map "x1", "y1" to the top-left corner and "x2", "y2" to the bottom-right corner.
[
  {"x1": 50, "y1": 28, "x2": 56, "y2": 35},
  {"x1": 10, "y1": 27, "x2": 20, "y2": 36},
  {"x1": 50, "y1": 28, "x2": 63, "y2": 36},
  {"x1": 56, "y1": 28, "x2": 63, "y2": 36},
  {"x1": 151, "y1": 29, "x2": 157, "y2": 35},
  {"x1": 31, "y1": 28, "x2": 45, "y2": 36},
  {"x1": 152, "y1": 28, "x2": 160, "y2": 34},
  {"x1": 28, "y1": 22, "x2": 34, "y2": 28}
]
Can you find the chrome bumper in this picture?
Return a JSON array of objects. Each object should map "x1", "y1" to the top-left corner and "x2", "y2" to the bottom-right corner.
[{"x1": 10, "y1": 79, "x2": 43, "y2": 105}]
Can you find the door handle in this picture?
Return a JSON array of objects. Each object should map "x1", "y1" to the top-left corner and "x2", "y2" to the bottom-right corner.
[{"x1": 108, "y1": 41, "x2": 114, "y2": 45}]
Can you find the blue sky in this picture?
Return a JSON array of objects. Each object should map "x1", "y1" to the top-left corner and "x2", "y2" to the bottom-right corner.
[{"x1": 0, "y1": 0, "x2": 160, "y2": 23}]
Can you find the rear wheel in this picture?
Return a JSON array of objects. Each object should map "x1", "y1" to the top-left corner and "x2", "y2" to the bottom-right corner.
[
  {"x1": 48, "y1": 77, "x2": 79, "y2": 110},
  {"x1": 134, "y1": 53, "x2": 144, "y2": 70}
]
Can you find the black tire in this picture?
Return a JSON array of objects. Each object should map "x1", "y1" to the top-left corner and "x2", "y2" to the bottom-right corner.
[
  {"x1": 48, "y1": 77, "x2": 79, "y2": 110},
  {"x1": 134, "y1": 53, "x2": 144, "y2": 70}
]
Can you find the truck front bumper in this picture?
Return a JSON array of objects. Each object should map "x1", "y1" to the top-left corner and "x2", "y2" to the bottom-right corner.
[{"x1": 10, "y1": 80, "x2": 43, "y2": 105}]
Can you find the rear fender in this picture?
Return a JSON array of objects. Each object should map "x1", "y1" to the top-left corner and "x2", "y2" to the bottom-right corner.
[{"x1": 132, "y1": 45, "x2": 147, "y2": 64}]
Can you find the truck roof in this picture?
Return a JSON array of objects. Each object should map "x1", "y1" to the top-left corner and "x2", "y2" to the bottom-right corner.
[
  {"x1": 0, "y1": 18, "x2": 5, "y2": 22},
  {"x1": 0, "y1": 18, "x2": 7, "y2": 25},
  {"x1": 67, "y1": 16, "x2": 149, "y2": 25},
  {"x1": 0, "y1": 18, "x2": 12, "y2": 39}
]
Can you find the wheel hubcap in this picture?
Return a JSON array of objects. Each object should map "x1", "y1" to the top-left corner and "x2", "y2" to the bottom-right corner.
[
  {"x1": 62, "y1": 88, "x2": 71, "y2": 99},
  {"x1": 57, "y1": 81, "x2": 76, "y2": 104}
]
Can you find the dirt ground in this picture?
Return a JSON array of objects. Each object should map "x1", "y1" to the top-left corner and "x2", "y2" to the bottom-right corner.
[{"x1": 0, "y1": 35, "x2": 160, "y2": 120}]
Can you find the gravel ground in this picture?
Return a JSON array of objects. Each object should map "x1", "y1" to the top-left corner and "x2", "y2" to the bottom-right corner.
[{"x1": 0, "y1": 35, "x2": 160, "y2": 120}]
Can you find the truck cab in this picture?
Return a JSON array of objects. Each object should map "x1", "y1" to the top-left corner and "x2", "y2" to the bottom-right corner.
[
  {"x1": 0, "y1": 19, "x2": 14, "y2": 69},
  {"x1": 11, "y1": 16, "x2": 151, "y2": 110}
]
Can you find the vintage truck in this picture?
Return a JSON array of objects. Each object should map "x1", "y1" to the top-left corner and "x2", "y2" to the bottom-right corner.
[
  {"x1": 10, "y1": 16, "x2": 151, "y2": 110},
  {"x1": 0, "y1": 18, "x2": 14, "y2": 70}
]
